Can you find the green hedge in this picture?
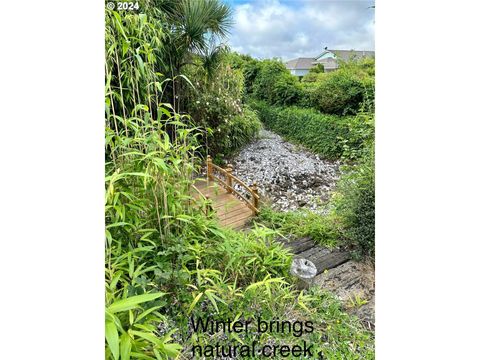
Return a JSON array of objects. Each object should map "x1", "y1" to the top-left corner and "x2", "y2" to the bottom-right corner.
[
  {"x1": 250, "y1": 100, "x2": 352, "y2": 159},
  {"x1": 252, "y1": 60, "x2": 301, "y2": 106},
  {"x1": 333, "y1": 145, "x2": 375, "y2": 258}
]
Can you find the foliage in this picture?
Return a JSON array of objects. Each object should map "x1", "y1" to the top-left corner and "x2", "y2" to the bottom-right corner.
[
  {"x1": 301, "y1": 71, "x2": 326, "y2": 83},
  {"x1": 242, "y1": 59, "x2": 263, "y2": 96},
  {"x1": 184, "y1": 59, "x2": 244, "y2": 128},
  {"x1": 252, "y1": 60, "x2": 302, "y2": 106},
  {"x1": 306, "y1": 70, "x2": 367, "y2": 115},
  {"x1": 338, "y1": 111, "x2": 375, "y2": 161},
  {"x1": 105, "y1": 7, "x2": 169, "y2": 131},
  {"x1": 333, "y1": 143, "x2": 375, "y2": 258},
  {"x1": 256, "y1": 207, "x2": 342, "y2": 248},
  {"x1": 250, "y1": 100, "x2": 352, "y2": 159},
  {"x1": 155, "y1": 0, "x2": 233, "y2": 76},
  {"x1": 310, "y1": 63, "x2": 325, "y2": 73},
  {"x1": 183, "y1": 58, "x2": 261, "y2": 157},
  {"x1": 105, "y1": 7, "x2": 374, "y2": 360},
  {"x1": 301, "y1": 58, "x2": 375, "y2": 115},
  {"x1": 207, "y1": 105, "x2": 262, "y2": 158}
]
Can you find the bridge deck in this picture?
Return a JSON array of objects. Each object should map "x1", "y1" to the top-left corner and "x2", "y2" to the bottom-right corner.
[{"x1": 193, "y1": 178, "x2": 254, "y2": 230}]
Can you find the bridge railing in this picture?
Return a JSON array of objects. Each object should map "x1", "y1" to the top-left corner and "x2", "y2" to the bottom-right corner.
[{"x1": 206, "y1": 155, "x2": 259, "y2": 214}]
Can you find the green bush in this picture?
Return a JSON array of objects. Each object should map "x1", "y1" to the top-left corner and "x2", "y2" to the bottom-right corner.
[
  {"x1": 250, "y1": 100, "x2": 352, "y2": 159},
  {"x1": 333, "y1": 144, "x2": 375, "y2": 258},
  {"x1": 208, "y1": 105, "x2": 262, "y2": 157},
  {"x1": 252, "y1": 60, "x2": 301, "y2": 106},
  {"x1": 310, "y1": 63, "x2": 325, "y2": 73},
  {"x1": 307, "y1": 70, "x2": 366, "y2": 115},
  {"x1": 183, "y1": 59, "x2": 262, "y2": 156},
  {"x1": 301, "y1": 71, "x2": 326, "y2": 83}
]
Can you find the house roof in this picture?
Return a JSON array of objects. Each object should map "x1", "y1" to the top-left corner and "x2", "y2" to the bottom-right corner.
[
  {"x1": 285, "y1": 49, "x2": 374, "y2": 71},
  {"x1": 313, "y1": 57, "x2": 339, "y2": 70},
  {"x1": 316, "y1": 49, "x2": 375, "y2": 61},
  {"x1": 285, "y1": 57, "x2": 316, "y2": 70}
]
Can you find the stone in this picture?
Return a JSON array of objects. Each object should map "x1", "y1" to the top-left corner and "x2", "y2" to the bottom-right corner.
[
  {"x1": 290, "y1": 258, "x2": 317, "y2": 289},
  {"x1": 229, "y1": 130, "x2": 341, "y2": 212}
]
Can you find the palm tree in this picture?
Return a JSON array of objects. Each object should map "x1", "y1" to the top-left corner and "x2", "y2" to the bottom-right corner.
[{"x1": 154, "y1": 0, "x2": 233, "y2": 111}]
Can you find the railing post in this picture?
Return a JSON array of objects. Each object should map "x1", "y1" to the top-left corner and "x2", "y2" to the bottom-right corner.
[
  {"x1": 251, "y1": 182, "x2": 259, "y2": 214},
  {"x1": 226, "y1": 163, "x2": 233, "y2": 193},
  {"x1": 206, "y1": 155, "x2": 213, "y2": 182}
]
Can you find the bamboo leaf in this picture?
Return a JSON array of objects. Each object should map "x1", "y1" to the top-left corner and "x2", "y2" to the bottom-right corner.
[
  {"x1": 105, "y1": 320, "x2": 120, "y2": 360},
  {"x1": 107, "y1": 293, "x2": 165, "y2": 314},
  {"x1": 120, "y1": 332, "x2": 132, "y2": 360},
  {"x1": 187, "y1": 292, "x2": 203, "y2": 314}
]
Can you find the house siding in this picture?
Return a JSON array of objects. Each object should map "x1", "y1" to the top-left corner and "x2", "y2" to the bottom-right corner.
[{"x1": 290, "y1": 69, "x2": 310, "y2": 77}]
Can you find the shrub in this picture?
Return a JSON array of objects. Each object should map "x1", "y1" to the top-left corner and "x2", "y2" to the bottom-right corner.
[
  {"x1": 337, "y1": 111, "x2": 375, "y2": 161},
  {"x1": 184, "y1": 62, "x2": 244, "y2": 128},
  {"x1": 308, "y1": 70, "x2": 366, "y2": 115},
  {"x1": 333, "y1": 144, "x2": 375, "y2": 258},
  {"x1": 252, "y1": 60, "x2": 301, "y2": 106},
  {"x1": 310, "y1": 63, "x2": 325, "y2": 73},
  {"x1": 183, "y1": 59, "x2": 262, "y2": 156},
  {"x1": 207, "y1": 105, "x2": 262, "y2": 157},
  {"x1": 301, "y1": 71, "x2": 325, "y2": 83},
  {"x1": 250, "y1": 100, "x2": 352, "y2": 159}
]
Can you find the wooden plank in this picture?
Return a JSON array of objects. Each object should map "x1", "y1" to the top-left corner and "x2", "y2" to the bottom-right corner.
[
  {"x1": 297, "y1": 247, "x2": 330, "y2": 260},
  {"x1": 221, "y1": 207, "x2": 252, "y2": 223},
  {"x1": 217, "y1": 204, "x2": 251, "y2": 220},
  {"x1": 193, "y1": 175, "x2": 255, "y2": 231},
  {"x1": 223, "y1": 208, "x2": 252, "y2": 224},
  {"x1": 198, "y1": 184, "x2": 226, "y2": 196},
  {"x1": 212, "y1": 194, "x2": 240, "y2": 209},
  {"x1": 282, "y1": 237, "x2": 316, "y2": 254},
  {"x1": 308, "y1": 251, "x2": 351, "y2": 275},
  {"x1": 225, "y1": 214, "x2": 252, "y2": 229}
]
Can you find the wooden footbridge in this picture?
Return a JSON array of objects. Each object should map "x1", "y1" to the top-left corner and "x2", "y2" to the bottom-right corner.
[{"x1": 192, "y1": 155, "x2": 260, "y2": 230}]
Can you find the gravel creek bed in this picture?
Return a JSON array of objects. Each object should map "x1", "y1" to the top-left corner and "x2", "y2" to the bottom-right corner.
[
  {"x1": 229, "y1": 129, "x2": 341, "y2": 212},
  {"x1": 229, "y1": 130, "x2": 375, "y2": 330}
]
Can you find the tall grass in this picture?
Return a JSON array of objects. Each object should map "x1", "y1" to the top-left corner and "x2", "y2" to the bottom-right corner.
[{"x1": 105, "y1": 9, "x2": 205, "y2": 358}]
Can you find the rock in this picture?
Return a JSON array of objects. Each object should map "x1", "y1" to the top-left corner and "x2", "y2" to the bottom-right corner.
[
  {"x1": 229, "y1": 129, "x2": 341, "y2": 212},
  {"x1": 290, "y1": 258, "x2": 317, "y2": 289}
]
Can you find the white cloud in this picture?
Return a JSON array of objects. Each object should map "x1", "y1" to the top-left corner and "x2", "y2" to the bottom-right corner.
[{"x1": 228, "y1": 0, "x2": 375, "y2": 60}]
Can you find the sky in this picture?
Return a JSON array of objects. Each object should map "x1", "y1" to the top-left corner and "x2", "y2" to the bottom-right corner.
[{"x1": 223, "y1": 0, "x2": 375, "y2": 60}]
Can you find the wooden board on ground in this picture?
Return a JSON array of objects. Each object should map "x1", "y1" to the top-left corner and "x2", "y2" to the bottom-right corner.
[{"x1": 277, "y1": 236, "x2": 351, "y2": 276}]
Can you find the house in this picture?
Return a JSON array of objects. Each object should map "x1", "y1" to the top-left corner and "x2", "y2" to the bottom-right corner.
[{"x1": 285, "y1": 48, "x2": 375, "y2": 76}]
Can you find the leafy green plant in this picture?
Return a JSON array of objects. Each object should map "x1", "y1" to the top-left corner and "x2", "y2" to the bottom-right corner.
[
  {"x1": 182, "y1": 59, "x2": 261, "y2": 156},
  {"x1": 307, "y1": 70, "x2": 366, "y2": 115},
  {"x1": 333, "y1": 143, "x2": 375, "y2": 258},
  {"x1": 249, "y1": 100, "x2": 352, "y2": 159},
  {"x1": 252, "y1": 60, "x2": 301, "y2": 106},
  {"x1": 256, "y1": 207, "x2": 342, "y2": 248},
  {"x1": 310, "y1": 63, "x2": 325, "y2": 73},
  {"x1": 105, "y1": 6, "x2": 375, "y2": 360},
  {"x1": 208, "y1": 105, "x2": 262, "y2": 157},
  {"x1": 105, "y1": 293, "x2": 181, "y2": 360}
]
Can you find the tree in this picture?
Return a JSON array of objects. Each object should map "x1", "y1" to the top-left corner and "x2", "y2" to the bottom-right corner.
[{"x1": 154, "y1": 0, "x2": 233, "y2": 110}]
